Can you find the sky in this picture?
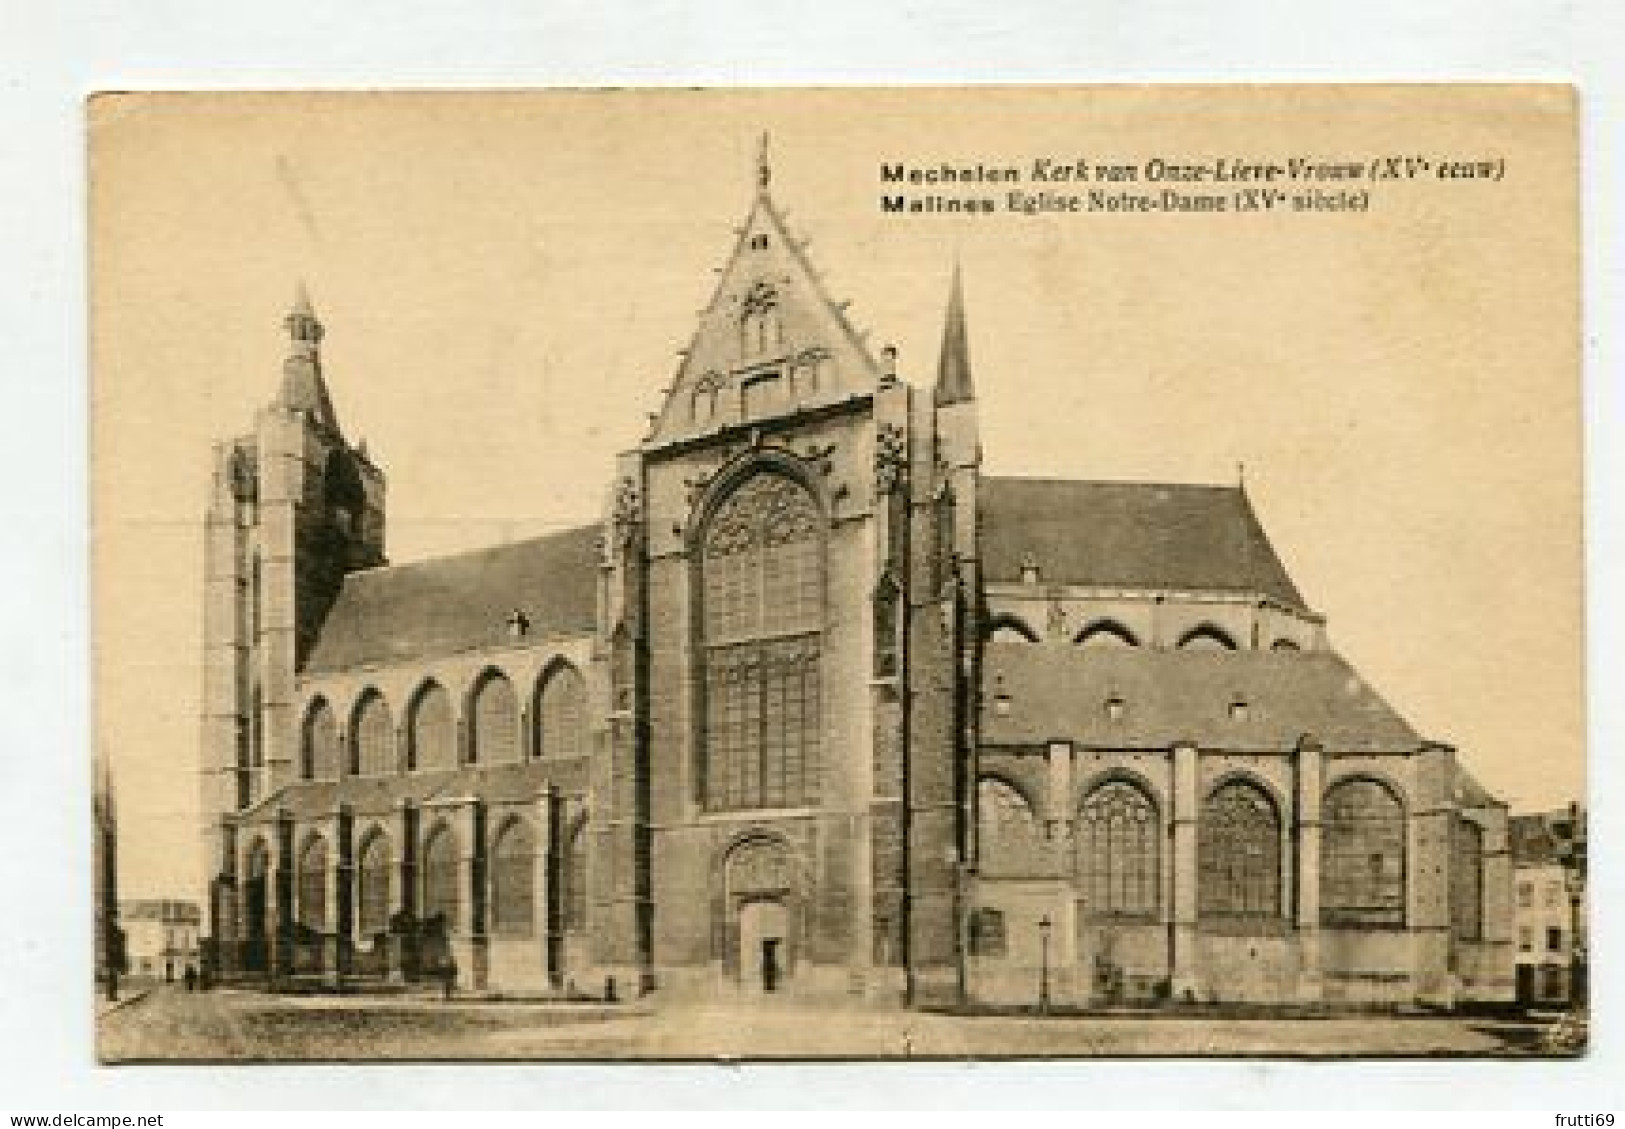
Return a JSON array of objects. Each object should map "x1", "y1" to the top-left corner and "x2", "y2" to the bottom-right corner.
[{"x1": 90, "y1": 87, "x2": 1581, "y2": 901}]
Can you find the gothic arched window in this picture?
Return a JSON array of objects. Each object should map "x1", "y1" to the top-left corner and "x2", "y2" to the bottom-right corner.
[
  {"x1": 489, "y1": 819, "x2": 535, "y2": 935},
  {"x1": 1076, "y1": 620, "x2": 1140, "y2": 649},
  {"x1": 302, "y1": 698, "x2": 339, "y2": 781},
  {"x1": 1178, "y1": 624, "x2": 1239, "y2": 651},
  {"x1": 1199, "y1": 779, "x2": 1282, "y2": 919},
  {"x1": 700, "y1": 471, "x2": 823, "y2": 811},
  {"x1": 1078, "y1": 779, "x2": 1160, "y2": 916},
  {"x1": 1450, "y1": 817, "x2": 1484, "y2": 942},
  {"x1": 356, "y1": 830, "x2": 391, "y2": 939},
  {"x1": 408, "y1": 681, "x2": 454, "y2": 771},
  {"x1": 1321, "y1": 777, "x2": 1406, "y2": 927},
  {"x1": 986, "y1": 615, "x2": 1039, "y2": 644},
  {"x1": 421, "y1": 824, "x2": 459, "y2": 929},
  {"x1": 297, "y1": 835, "x2": 328, "y2": 932},
  {"x1": 350, "y1": 690, "x2": 394, "y2": 776},
  {"x1": 534, "y1": 662, "x2": 588, "y2": 759},
  {"x1": 977, "y1": 777, "x2": 1047, "y2": 878},
  {"x1": 740, "y1": 283, "x2": 781, "y2": 357},
  {"x1": 470, "y1": 670, "x2": 518, "y2": 765}
]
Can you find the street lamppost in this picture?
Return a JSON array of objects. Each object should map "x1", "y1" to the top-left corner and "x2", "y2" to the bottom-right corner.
[{"x1": 1038, "y1": 913, "x2": 1053, "y2": 1016}]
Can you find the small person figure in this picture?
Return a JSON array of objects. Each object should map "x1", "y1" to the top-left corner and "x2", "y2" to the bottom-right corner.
[
  {"x1": 183, "y1": 964, "x2": 198, "y2": 993},
  {"x1": 441, "y1": 956, "x2": 458, "y2": 1002}
]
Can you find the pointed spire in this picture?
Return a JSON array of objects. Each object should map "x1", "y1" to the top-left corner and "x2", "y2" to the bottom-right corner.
[
  {"x1": 756, "y1": 131, "x2": 772, "y2": 192},
  {"x1": 284, "y1": 280, "x2": 323, "y2": 348},
  {"x1": 934, "y1": 261, "x2": 975, "y2": 406},
  {"x1": 276, "y1": 281, "x2": 339, "y2": 432}
]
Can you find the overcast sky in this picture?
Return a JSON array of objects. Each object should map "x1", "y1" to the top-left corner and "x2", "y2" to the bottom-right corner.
[{"x1": 91, "y1": 87, "x2": 1580, "y2": 900}]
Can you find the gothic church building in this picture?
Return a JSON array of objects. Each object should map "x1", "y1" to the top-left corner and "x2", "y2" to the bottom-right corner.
[{"x1": 200, "y1": 153, "x2": 1512, "y2": 1009}]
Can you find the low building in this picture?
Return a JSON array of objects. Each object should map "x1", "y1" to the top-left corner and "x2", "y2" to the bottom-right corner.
[
  {"x1": 121, "y1": 900, "x2": 202, "y2": 982},
  {"x1": 1509, "y1": 806, "x2": 1586, "y2": 1007}
]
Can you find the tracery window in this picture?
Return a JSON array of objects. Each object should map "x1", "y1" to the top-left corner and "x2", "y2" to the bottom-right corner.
[
  {"x1": 1078, "y1": 779, "x2": 1160, "y2": 916},
  {"x1": 356, "y1": 831, "x2": 391, "y2": 938},
  {"x1": 1199, "y1": 779, "x2": 1282, "y2": 919},
  {"x1": 296, "y1": 835, "x2": 328, "y2": 932},
  {"x1": 700, "y1": 472, "x2": 822, "y2": 811},
  {"x1": 489, "y1": 820, "x2": 535, "y2": 935},
  {"x1": 408, "y1": 681, "x2": 454, "y2": 771},
  {"x1": 691, "y1": 372, "x2": 723, "y2": 423},
  {"x1": 1321, "y1": 778, "x2": 1406, "y2": 927},
  {"x1": 470, "y1": 670, "x2": 518, "y2": 765},
  {"x1": 1450, "y1": 817, "x2": 1484, "y2": 942},
  {"x1": 986, "y1": 615, "x2": 1039, "y2": 644},
  {"x1": 350, "y1": 690, "x2": 394, "y2": 776},
  {"x1": 302, "y1": 698, "x2": 339, "y2": 781},
  {"x1": 535, "y1": 662, "x2": 588, "y2": 759},
  {"x1": 421, "y1": 824, "x2": 458, "y2": 928},
  {"x1": 740, "y1": 283, "x2": 782, "y2": 356},
  {"x1": 977, "y1": 777, "x2": 1047, "y2": 877}
]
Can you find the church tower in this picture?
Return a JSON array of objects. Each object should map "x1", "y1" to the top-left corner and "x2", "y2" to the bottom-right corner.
[{"x1": 199, "y1": 288, "x2": 385, "y2": 945}]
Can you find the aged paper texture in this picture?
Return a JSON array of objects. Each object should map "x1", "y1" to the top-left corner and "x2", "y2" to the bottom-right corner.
[{"x1": 91, "y1": 85, "x2": 1583, "y2": 1061}]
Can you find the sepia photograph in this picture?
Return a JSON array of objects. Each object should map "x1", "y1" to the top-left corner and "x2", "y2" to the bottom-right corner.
[{"x1": 89, "y1": 86, "x2": 1584, "y2": 1062}]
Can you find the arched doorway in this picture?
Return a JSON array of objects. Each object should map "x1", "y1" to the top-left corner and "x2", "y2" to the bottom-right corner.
[
  {"x1": 739, "y1": 899, "x2": 791, "y2": 993},
  {"x1": 723, "y1": 836, "x2": 798, "y2": 993}
]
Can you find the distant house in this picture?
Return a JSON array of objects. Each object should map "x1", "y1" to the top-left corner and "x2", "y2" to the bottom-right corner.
[
  {"x1": 1509, "y1": 806, "x2": 1587, "y2": 1006},
  {"x1": 121, "y1": 900, "x2": 202, "y2": 982}
]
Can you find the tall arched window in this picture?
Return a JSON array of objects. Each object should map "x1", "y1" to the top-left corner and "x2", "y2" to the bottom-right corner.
[
  {"x1": 489, "y1": 819, "x2": 535, "y2": 935},
  {"x1": 470, "y1": 670, "x2": 518, "y2": 765},
  {"x1": 977, "y1": 777, "x2": 1047, "y2": 877},
  {"x1": 535, "y1": 662, "x2": 588, "y2": 760},
  {"x1": 421, "y1": 824, "x2": 458, "y2": 928},
  {"x1": 1078, "y1": 779, "x2": 1160, "y2": 916},
  {"x1": 1450, "y1": 817, "x2": 1484, "y2": 942},
  {"x1": 302, "y1": 698, "x2": 339, "y2": 781},
  {"x1": 1199, "y1": 779, "x2": 1282, "y2": 919},
  {"x1": 356, "y1": 830, "x2": 391, "y2": 939},
  {"x1": 408, "y1": 681, "x2": 454, "y2": 771},
  {"x1": 700, "y1": 471, "x2": 823, "y2": 811},
  {"x1": 297, "y1": 835, "x2": 328, "y2": 931},
  {"x1": 350, "y1": 690, "x2": 394, "y2": 776},
  {"x1": 1321, "y1": 778, "x2": 1406, "y2": 926}
]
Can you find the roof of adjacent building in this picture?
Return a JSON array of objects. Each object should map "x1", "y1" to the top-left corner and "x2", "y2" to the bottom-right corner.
[
  {"x1": 980, "y1": 644, "x2": 1421, "y2": 752},
  {"x1": 1509, "y1": 808, "x2": 1587, "y2": 865},
  {"x1": 235, "y1": 761, "x2": 585, "y2": 823},
  {"x1": 120, "y1": 899, "x2": 201, "y2": 923},
  {"x1": 978, "y1": 477, "x2": 1307, "y2": 610},
  {"x1": 303, "y1": 523, "x2": 601, "y2": 673}
]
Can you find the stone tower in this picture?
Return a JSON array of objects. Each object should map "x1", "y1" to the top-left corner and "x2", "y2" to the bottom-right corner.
[{"x1": 199, "y1": 287, "x2": 385, "y2": 952}]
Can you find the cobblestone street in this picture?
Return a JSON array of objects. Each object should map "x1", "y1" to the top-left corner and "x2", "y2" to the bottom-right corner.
[{"x1": 98, "y1": 985, "x2": 1573, "y2": 1062}]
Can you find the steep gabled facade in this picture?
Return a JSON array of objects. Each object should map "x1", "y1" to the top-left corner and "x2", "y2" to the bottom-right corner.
[{"x1": 200, "y1": 146, "x2": 1512, "y2": 1008}]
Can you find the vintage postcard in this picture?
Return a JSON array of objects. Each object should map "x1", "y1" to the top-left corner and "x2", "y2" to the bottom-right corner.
[{"x1": 90, "y1": 86, "x2": 1584, "y2": 1061}]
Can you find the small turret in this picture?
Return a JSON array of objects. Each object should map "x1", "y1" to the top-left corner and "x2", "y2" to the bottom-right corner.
[
  {"x1": 934, "y1": 262, "x2": 975, "y2": 407},
  {"x1": 275, "y1": 282, "x2": 341, "y2": 434}
]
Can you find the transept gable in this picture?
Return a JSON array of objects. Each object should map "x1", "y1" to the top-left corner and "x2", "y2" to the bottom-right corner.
[{"x1": 646, "y1": 153, "x2": 882, "y2": 448}]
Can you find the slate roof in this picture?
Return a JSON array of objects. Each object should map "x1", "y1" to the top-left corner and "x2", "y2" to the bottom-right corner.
[
  {"x1": 304, "y1": 524, "x2": 601, "y2": 673},
  {"x1": 236, "y1": 762, "x2": 562, "y2": 822},
  {"x1": 981, "y1": 644, "x2": 1421, "y2": 752},
  {"x1": 979, "y1": 477, "x2": 1307, "y2": 610}
]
